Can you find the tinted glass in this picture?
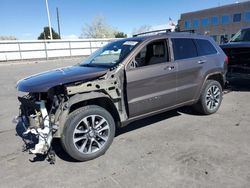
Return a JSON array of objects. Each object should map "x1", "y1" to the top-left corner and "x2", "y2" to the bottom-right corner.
[
  {"x1": 195, "y1": 39, "x2": 217, "y2": 56},
  {"x1": 172, "y1": 38, "x2": 198, "y2": 60},
  {"x1": 193, "y1": 19, "x2": 199, "y2": 28},
  {"x1": 233, "y1": 13, "x2": 241, "y2": 22},
  {"x1": 230, "y1": 29, "x2": 250, "y2": 42},
  {"x1": 211, "y1": 16, "x2": 218, "y2": 25},
  {"x1": 222, "y1": 15, "x2": 230, "y2": 24},
  {"x1": 201, "y1": 18, "x2": 209, "y2": 27},
  {"x1": 184, "y1": 21, "x2": 191, "y2": 29},
  {"x1": 245, "y1": 11, "x2": 250, "y2": 21}
]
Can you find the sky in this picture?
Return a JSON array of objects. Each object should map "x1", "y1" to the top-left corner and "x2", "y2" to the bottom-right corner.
[{"x1": 0, "y1": 0, "x2": 245, "y2": 40}]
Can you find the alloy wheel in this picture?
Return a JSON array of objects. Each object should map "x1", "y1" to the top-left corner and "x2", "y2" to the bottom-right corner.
[
  {"x1": 72, "y1": 115, "x2": 110, "y2": 154},
  {"x1": 205, "y1": 85, "x2": 221, "y2": 111}
]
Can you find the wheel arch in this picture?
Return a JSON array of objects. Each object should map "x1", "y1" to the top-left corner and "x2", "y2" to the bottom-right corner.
[
  {"x1": 56, "y1": 92, "x2": 121, "y2": 138},
  {"x1": 206, "y1": 73, "x2": 225, "y2": 89},
  {"x1": 194, "y1": 72, "x2": 225, "y2": 101},
  {"x1": 193, "y1": 78, "x2": 223, "y2": 115},
  {"x1": 69, "y1": 91, "x2": 120, "y2": 121}
]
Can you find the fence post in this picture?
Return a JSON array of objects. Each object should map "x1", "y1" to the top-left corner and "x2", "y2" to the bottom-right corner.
[
  {"x1": 17, "y1": 41, "x2": 23, "y2": 60},
  {"x1": 69, "y1": 41, "x2": 72, "y2": 57},
  {"x1": 89, "y1": 40, "x2": 92, "y2": 54},
  {"x1": 44, "y1": 41, "x2": 48, "y2": 60}
]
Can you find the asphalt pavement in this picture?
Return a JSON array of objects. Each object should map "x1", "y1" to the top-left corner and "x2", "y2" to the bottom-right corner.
[{"x1": 0, "y1": 58, "x2": 250, "y2": 188}]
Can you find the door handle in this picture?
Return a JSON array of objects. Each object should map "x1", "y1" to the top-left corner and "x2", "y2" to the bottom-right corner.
[
  {"x1": 164, "y1": 66, "x2": 175, "y2": 70},
  {"x1": 198, "y1": 60, "x2": 206, "y2": 64}
]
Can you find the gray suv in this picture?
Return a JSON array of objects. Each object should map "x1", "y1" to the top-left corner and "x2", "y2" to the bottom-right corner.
[{"x1": 17, "y1": 31, "x2": 227, "y2": 162}]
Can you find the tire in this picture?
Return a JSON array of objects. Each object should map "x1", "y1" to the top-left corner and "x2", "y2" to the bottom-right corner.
[
  {"x1": 193, "y1": 80, "x2": 223, "y2": 115},
  {"x1": 61, "y1": 105, "x2": 115, "y2": 161}
]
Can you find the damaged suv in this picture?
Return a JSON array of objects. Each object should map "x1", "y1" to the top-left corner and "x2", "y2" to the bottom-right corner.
[
  {"x1": 17, "y1": 31, "x2": 227, "y2": 161},
  {"x1": 220, "y1": 28, "x2": 250, "y2": 79}
]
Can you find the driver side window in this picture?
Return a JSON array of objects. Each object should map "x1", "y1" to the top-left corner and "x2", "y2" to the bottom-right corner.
[{"x1": 129, "y1": 39, "x2": 169, "y2": 69}]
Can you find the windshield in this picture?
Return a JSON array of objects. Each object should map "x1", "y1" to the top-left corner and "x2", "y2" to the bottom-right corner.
[
  {"x1": 80, "y1": 39, "x2": 140, "y2": 67},
  {"x1": 230, "y1": 29, "x2": 250, "y2": 42}
]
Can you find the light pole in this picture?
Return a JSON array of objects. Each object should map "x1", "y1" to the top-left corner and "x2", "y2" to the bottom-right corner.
[
  {"x1": 56, "y1": 7, "x2": 61, "y2": 39},
  {"x1": 45, "y1": 0, "x2": 53, "y2": 40}
]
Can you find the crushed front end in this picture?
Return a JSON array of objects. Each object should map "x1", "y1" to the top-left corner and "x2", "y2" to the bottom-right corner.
[{"x1": 17, "y1": 90, "x2": 65, "y2": 163}]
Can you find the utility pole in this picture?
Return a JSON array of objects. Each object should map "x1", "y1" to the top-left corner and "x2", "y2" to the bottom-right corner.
[
  {"x1": 56, "y1": 7, "x2": 61, "y2": 39},
  {"x1": 45, "y1": 0, "x2": 53, "y2": 40}
]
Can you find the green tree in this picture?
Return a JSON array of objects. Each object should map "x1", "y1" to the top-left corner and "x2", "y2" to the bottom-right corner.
[
  {"x1": 114, "y1": 32, "x2": 127, "y2": 38},
  {"x1": 38, "y1": 27, "x2": 61, "y2": 40}
]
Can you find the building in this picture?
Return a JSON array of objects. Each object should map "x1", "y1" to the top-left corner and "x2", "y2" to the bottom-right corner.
[{"x1": 178, "y1": 1, "x2": 250, "y2": 43}]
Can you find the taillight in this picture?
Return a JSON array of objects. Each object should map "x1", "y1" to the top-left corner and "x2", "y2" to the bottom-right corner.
[{"x1": 225, "y1": 56, "x2": 229, "y2": 64}]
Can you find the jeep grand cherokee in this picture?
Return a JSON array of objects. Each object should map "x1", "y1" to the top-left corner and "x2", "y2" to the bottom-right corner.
[{"x1": 16, "y1": 31, "x2": 227, "y2": 161}]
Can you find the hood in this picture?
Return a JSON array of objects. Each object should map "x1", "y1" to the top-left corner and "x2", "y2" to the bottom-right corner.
[
  {"x1": 220, "y1": 42, "x2": 250, "y2": 49},
  {"x1": 17, "y1": 65, "x2": 108, "y2": 93}
]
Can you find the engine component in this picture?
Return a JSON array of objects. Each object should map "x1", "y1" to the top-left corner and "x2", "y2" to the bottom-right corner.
[{"x1": 23, "y1": 100, "x2": 53, "y2": 155}]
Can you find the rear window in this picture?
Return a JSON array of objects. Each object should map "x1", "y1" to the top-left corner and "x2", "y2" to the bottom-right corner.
[
  {"x1": 172, "y1": 38, "x2": 198, "y2": 60},
  {"x1": 195, "y1": 39, "x2": 217, "y2": 56}
]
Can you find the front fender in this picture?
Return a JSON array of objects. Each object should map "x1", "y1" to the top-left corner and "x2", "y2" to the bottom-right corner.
[
  {"x1": 67, "y1": 92, "x2": 110, "y2": 108},
  {"x1": 55, "y1": 92, "x2": 120, "y2": 137}
]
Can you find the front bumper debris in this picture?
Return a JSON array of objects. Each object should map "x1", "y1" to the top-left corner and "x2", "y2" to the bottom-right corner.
[
  {"x1": 17, "y1": 96, "x2": 56, "y2": 163},
  {"x1": 22, "y1": 101, "x2": 53, "y2": 154}
]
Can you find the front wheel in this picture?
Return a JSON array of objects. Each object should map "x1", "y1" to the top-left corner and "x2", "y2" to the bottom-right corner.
[
  {"x1": 194, "y1": 80, "x2": 223, "y2": 115},
  {"x1": 61, "y1": 105, "x2": 115, "y2": 161}
]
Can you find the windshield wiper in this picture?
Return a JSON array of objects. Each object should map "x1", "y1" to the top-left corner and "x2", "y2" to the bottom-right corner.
[
  {"x1": 231, "y1": 39, "x2": 242, "y2": 42},
  {"x1": 79, "y1": 63, "x2": 96, "y2": 67}
]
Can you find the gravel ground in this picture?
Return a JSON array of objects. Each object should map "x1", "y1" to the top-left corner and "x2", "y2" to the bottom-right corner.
[{"x1": 0, "y1": 58, "x2": 250, "y2": 188}]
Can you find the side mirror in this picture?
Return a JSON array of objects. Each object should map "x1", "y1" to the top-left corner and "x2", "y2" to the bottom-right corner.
[
  {"x1": 113, "y1": 46, "x2": 119, "y2": 52},
  {"x1": 127, "y1": 58, "x2": 138, "y2": 70}
]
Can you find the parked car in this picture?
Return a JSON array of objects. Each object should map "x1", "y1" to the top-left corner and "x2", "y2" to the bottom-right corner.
[
  {"x1": 16, "y1": 31, "x2": 227, "y2": 161},
  {"x1": 220, "y1": 28, "x2": 250, "y2": 79}
]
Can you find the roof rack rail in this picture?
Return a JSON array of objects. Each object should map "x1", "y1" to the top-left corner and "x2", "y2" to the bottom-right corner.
[
  {"x1": 133, "y1": 29, "x2": 171, "y2": 37},
  {"x1": 178, "y1": 29, "x2": 196, "y2": 33}
]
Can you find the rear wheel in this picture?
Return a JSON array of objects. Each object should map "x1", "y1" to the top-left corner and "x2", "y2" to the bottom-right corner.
[
  {"x1": 194, "y1": 80, "x2": 223, "y2": 115},
  {"x1": 61, "y1": 105, "x2": 115, "y2": 161}
]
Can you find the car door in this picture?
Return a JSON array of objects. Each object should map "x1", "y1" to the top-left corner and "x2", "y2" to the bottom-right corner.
[
  {"x1": 125, "y1": 39, "x2": 177, "y2": 118},
  {"x1": 171, "y1": 38, "x2": 205, "y2": 104}
]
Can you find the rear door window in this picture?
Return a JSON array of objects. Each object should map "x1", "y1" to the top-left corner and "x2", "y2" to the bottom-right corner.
[
  {"x1": 195, "y1": 39, "x2": 217, "y2": 56},
  {"x1": 172, "y1": 38, "x2": 198, "y2": 60}
]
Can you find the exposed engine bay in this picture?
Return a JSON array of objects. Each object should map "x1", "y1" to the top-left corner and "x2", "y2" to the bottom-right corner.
[
  {"x1": 17, "y1": 91, "x2": 65, "y2": 163},
  {"x1": 16, "y1": 65, "x2": 127, "y2": 163}
]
